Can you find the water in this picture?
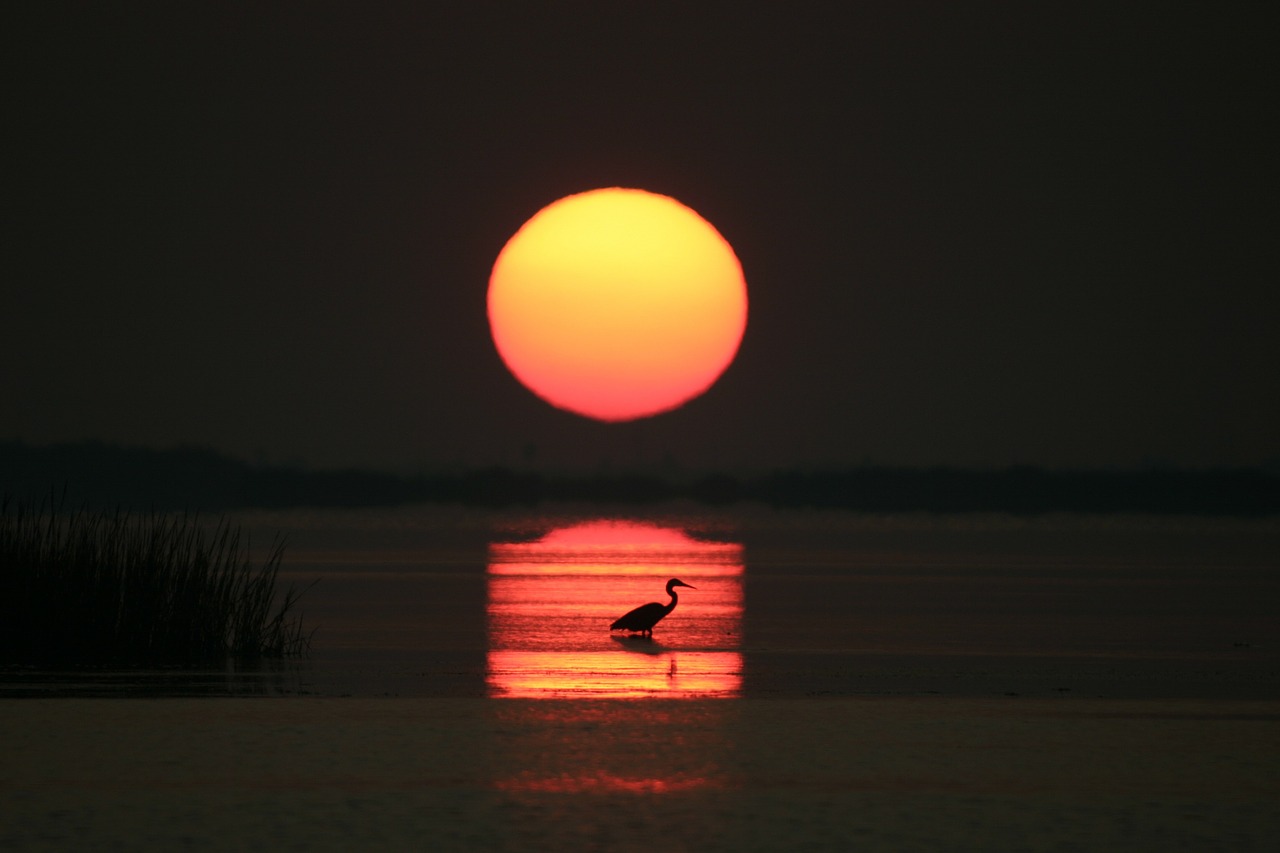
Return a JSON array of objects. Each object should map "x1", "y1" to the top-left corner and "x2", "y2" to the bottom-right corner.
[
  {"x1": 7, "y1": 506, "x2": 1276, "y2": 700},
  {"x1": 220, "y1": 504, "x2": 1279, "y2": 702},
  {"x1": 3, "y1": 505, "x2": 1278, "y2": 849}
]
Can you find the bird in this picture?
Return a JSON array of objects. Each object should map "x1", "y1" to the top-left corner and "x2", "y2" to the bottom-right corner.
[{"x1": 610, "y1": 578, "x2": 696, "y2": 637}]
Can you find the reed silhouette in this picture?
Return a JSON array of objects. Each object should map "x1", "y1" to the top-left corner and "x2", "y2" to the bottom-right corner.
[{"x1": 0, "y1": 497, "x2": 311, "y2": 666}]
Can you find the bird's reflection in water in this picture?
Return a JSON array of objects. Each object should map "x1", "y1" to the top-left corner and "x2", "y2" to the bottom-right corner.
[
  {"x1": 487, "y1": 649, "x2": 740, "y2": 699},
  {"x1": 611, "y1": 634, "x2": 666, "y2": 654},
  {"x1": 484, "y1": 519, "x2": 742, "y2": 797}
]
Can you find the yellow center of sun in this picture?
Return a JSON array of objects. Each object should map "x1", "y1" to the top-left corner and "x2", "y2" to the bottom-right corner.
[{"x1": 487, "y1": 187, "x2": 748, "y2": 421}]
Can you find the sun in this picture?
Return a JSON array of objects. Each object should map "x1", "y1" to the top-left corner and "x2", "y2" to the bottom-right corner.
[{"x1": 487, "y1": 188, "x2": 747, "y2": 422}]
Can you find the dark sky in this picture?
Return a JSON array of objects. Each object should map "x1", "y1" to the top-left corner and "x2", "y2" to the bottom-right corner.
[{"x1": 5, "y1": 4, "x2": 1276, "y2": 473}]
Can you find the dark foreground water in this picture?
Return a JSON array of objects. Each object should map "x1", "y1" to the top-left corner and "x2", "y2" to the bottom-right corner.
[{"x1": 2, "y1": 506, "x2": 1278, "y2": 850}]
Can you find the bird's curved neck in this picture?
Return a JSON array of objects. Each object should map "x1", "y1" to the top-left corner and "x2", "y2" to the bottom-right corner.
[{"x1": 665, "y1": 586, "x2": 679, "y2": 614}]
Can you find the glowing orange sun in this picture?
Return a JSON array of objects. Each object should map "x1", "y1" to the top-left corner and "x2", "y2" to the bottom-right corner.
[{"x1": 488, "y1": 188, "x2": 747, "y2": 422}]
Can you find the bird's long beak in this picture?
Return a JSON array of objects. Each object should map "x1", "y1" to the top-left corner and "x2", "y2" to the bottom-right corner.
[{"x1": 680, "y1": 581, "x2": 697, "y2": 589}]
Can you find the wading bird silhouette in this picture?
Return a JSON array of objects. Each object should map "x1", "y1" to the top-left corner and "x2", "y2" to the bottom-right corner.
[{"x1": 610, "y1": 578, "x2": 696, "y2": 637}]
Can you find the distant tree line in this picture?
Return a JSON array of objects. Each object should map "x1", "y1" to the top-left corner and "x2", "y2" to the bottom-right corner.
[{"x1": 2, "y1": 440, "x2": 1278, "y2": 516}]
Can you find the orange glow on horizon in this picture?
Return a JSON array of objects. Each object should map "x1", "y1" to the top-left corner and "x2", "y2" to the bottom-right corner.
[
  {"x1": 488, "y1": 188, "x2": 748, "y2": 421},
  {"x1": 530, "y1": 519, "x2": 730, "y2": 550},
  {"x1": 490, "y1": 519, "x2": 742, "y2": 575}
]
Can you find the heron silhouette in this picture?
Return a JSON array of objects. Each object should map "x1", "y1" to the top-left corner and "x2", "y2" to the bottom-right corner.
[{"x1": 610, "y1": 578, "x2": 696, "y2": 637}]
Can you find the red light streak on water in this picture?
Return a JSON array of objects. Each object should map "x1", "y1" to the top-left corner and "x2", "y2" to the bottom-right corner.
[{"x1": 494, "y1": 772, "x2": 722, "y2": 793}]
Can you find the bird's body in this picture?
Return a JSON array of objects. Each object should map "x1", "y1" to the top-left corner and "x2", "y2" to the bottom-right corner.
[{"x1": 610, "y1": 578, "x2": 696, "y2": 636}]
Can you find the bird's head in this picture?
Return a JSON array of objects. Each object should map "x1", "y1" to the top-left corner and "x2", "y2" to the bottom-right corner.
[{"x1": 667, "y1": 578, "x2": 696, "y2": 591}]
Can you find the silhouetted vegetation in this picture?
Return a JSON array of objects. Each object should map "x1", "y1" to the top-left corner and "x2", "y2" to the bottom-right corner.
[
  {"x1": 2, "y1": 440, "x2": 1278, "y2": 516},
  {"x1": 0, "y1": 496, "x2": 310, "y2": 666}
]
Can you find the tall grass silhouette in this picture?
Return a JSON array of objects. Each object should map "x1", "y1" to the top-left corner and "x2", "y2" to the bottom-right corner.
[{"x1": 1, "y1": 498, "x2": 311, "y2": 665}]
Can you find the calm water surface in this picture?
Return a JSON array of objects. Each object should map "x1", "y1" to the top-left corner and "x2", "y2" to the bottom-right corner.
[
  {"x1": 7, "y1": 505, "x2": 1277, "y2": 700},
  {"x1": 288, "y1": 505, "x2": 1279, "y2": 701},
  {"x1": 5, "y1": 506, "x2": 1279, "y2": 850}
]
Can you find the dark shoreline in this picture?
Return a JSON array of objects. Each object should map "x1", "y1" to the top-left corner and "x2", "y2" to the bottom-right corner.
[{"x1": 3, "y1": 439, "x2": 1278, "y2": 516}]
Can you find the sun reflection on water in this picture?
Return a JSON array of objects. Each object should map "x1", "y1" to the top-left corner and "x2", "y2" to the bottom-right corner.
[
  {"x1": 486, "y1": 519, "x2": 743, "y2": 798},
  {"x1": 486, "y1": 520, "x2": 743, "y2": 699},
  {"x1": 487, "y1": 700, "x2": 735, "y2": 797}
]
